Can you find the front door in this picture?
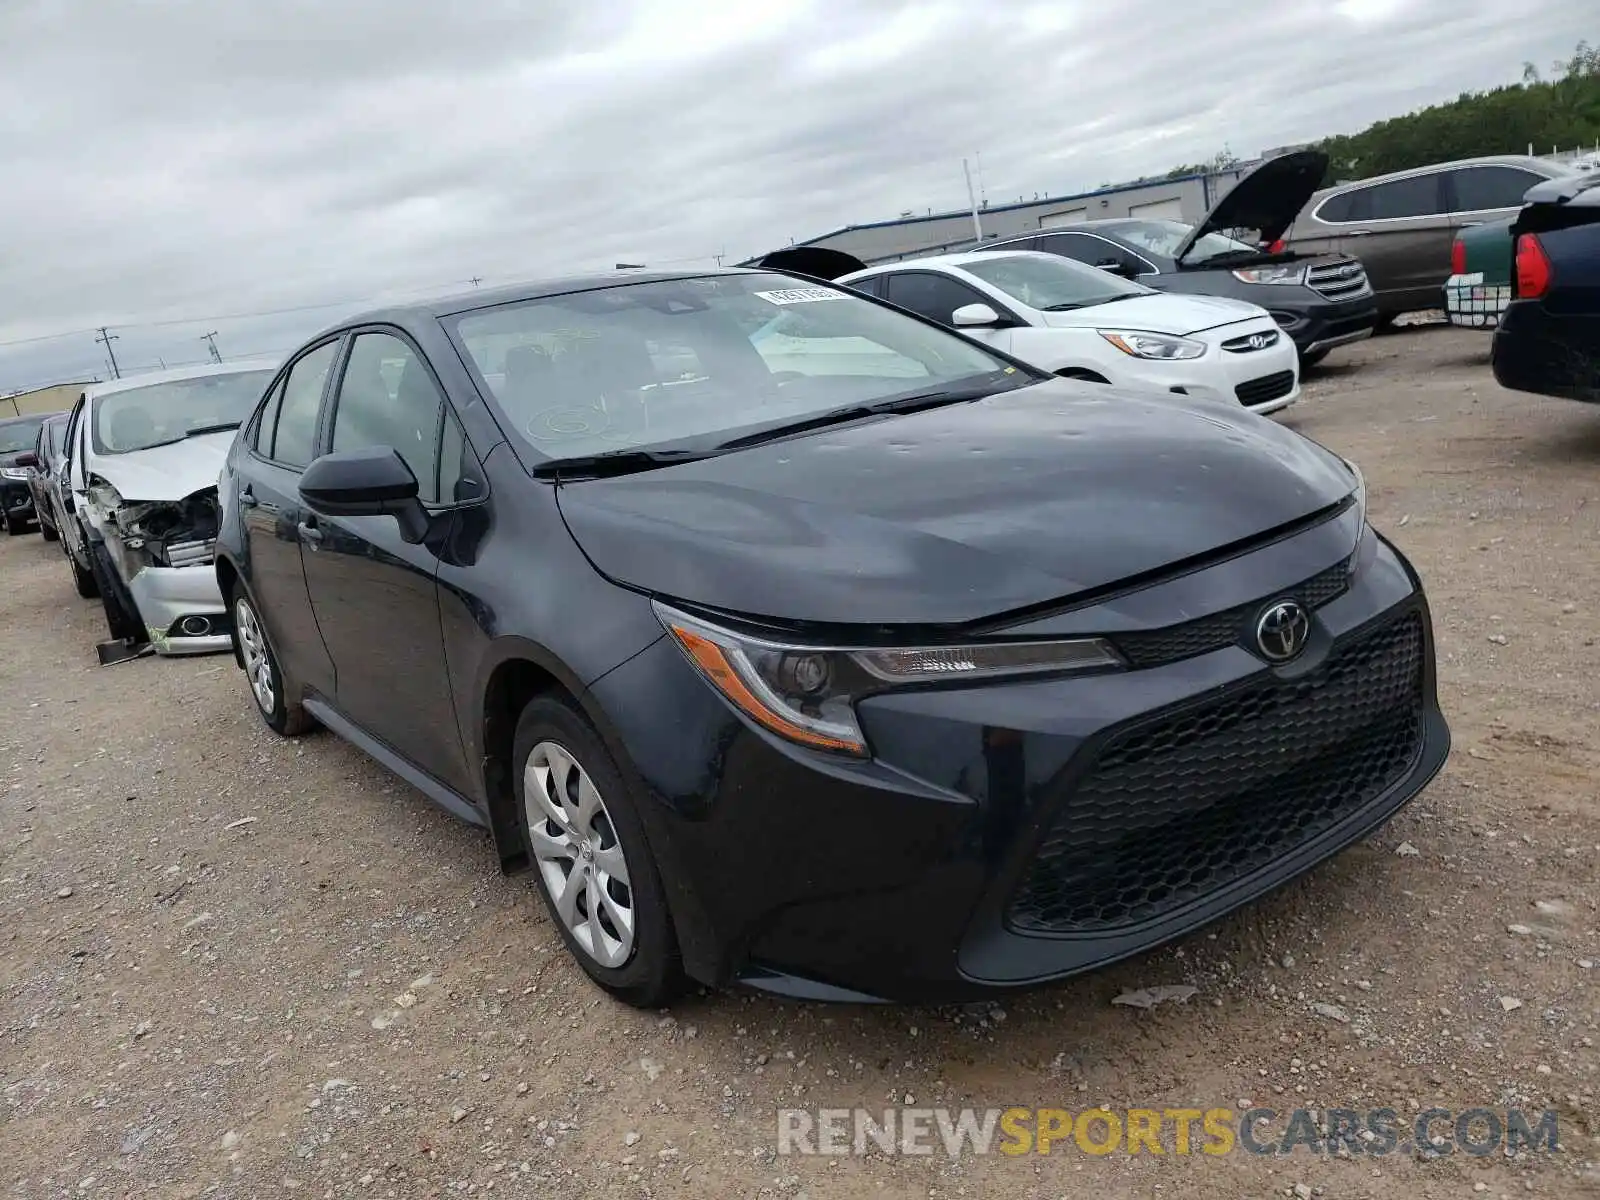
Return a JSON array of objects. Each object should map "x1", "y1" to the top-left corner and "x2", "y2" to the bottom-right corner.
[
  {"x1": 299, "y1": 329, "x2": 471, "y2": 794},
  {"x1": 240, "y1": 340, "x2": 340, "y2": 696}
]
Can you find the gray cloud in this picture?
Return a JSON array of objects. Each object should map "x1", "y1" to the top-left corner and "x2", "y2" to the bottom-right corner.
[{"x1": 0, "y1": 0, "x2": 1589, "y2": 389}]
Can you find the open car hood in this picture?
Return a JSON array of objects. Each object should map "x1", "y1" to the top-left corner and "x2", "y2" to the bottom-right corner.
[
  {"x1": 1174, "y1": 150, "x2": 1330, "y2": 264},
  {"x1": 747, "y1": 246, "x2": 871, "y2": 283},
  {"x1": 86, "y1": 430, "x2": 234, "y2": 503}
]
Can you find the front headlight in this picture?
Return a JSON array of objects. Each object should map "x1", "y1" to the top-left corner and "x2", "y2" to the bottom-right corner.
[
  {"x1": 654, "y1": 602, "x2": 1123, "y2": 757},
  {"x1": 1097, "y1": 330, "x2": 1206, "y2": 361},
  {"x1": 1231, "y1": 265, "x2": 1306, "y2": 285},
  {"x1": 0, "y1": 466, "x2": 30, "y2": 480},
  {"x1": 1342, "y1": 455, "x2": 1368, "y2": 556}
]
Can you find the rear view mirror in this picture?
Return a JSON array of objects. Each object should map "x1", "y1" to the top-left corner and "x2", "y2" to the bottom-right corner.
[
  {"x1": 299, "y1": 446, "x2": 428, "y2": 544},
  {"x1": 14, "y1": 453, "x2": 38, "y2": 468},
  {"x1": 951, "y1": 303, "x2": 1003, "y2": 327}
]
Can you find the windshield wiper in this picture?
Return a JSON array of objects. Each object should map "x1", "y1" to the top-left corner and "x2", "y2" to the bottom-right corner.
[
  {"x1": 531, "y1": 447, "x2": 714, "y2": 480},
  {"x1": 185, "y1": 421, "x2": 242, "y2": 437},
  {"x1": 714, "y1": 383, "x2": 1003, "y2": 452}
]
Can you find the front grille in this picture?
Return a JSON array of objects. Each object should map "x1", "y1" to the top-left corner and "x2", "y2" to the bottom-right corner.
[
  {"x1": 1235, "y1": 371, "x2": 1297, "y2": 407},
  {"x1": 1306, "y1": 257, "x2": 1373, "y2": 302},
  {"x1": 1221, "y1": 330, "x2": 1282, "y2": 353},
  {"x1": 1113, "y1": 560, "x2": 1350, "y2": 669},
  {"x1": 1007, "y1": 611, "x2": 1425, "y2": 935}
]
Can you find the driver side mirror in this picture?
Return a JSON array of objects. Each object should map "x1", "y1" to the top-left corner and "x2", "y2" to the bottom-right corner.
[
  {"x1": 1095, "y1": 258, "x2": 1140, "y2": 280},
  {"x1": 951, "y1": 303, "x2": 1004, "y2": 328},
  {"x1": 299, "y1": 446, "x2": 429, "y2": 544},
  {"x1": 14, "y1": 453, "x2": 38, "y2": 469}
]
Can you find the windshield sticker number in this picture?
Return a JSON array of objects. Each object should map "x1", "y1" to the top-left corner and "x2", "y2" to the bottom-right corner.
[{"x1": 754, "y1": 287, "x2": 847, "y2": 305}]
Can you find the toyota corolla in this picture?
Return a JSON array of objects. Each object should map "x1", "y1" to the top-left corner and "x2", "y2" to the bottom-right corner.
[{"x1": 213, "y1": 268, "x2": 1450, "y2": 1007}]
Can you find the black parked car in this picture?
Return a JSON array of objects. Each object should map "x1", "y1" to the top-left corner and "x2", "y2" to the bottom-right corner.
[
  {"x1": 24, "y1": 413, "x2": 71, "y2": 542},
  {"x1": 971, "y1": 152, "x2": 1379, "y2": 367},
  {"x1": 0, "y1": 412, "x2": 50, "y2": 535},
  {"x1": 1492, "y1": 173, "x2": 1600, "y2": 403},
  {"x1": 214, "y1": 268, "x2": 1449, "y2": 1006}
]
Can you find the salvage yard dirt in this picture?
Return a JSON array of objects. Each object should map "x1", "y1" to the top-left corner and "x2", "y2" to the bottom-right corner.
[{"x1": 2, "y1": 326, "x2": 1597, "y2": 1199}]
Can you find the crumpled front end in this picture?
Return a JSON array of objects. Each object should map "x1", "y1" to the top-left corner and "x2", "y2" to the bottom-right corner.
[{"x1": 85, "y1": 482, "x2": 232, "y2": 655}]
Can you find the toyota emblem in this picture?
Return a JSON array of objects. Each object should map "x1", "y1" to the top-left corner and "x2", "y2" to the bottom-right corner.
[{"x1": 1255, "y1": 600, "x2": 1310, "y2": 662}]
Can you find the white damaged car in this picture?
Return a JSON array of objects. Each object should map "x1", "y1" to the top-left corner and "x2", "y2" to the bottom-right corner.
[{"x1": 64, "y1": 361, "x2": 278, "y2": 656}]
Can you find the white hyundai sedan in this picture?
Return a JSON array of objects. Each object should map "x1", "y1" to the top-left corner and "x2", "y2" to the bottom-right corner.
[{"x1": 837, "y1": 250, "x2": 1300, "y2": 415}]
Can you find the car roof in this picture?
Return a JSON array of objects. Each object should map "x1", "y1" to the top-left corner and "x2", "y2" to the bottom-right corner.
[
  {"x1": 315, "y1": 267, "x2": 779, "y2": 336},
  {"x1": 83, "y1": 359, "x2": 282, "y2": 402},
  {"x1": 1316, "y1": 155, "x2": 1568, "y2": 194},
  {"x1": 843, "y1": 249, "x2": 1054, "y2": 279}
]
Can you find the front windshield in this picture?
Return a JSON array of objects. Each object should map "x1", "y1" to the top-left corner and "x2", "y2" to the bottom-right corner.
[
  {"x1": 1113, "y1": 219, "x2": 1262, "y2": 264},
  {"x1": 448, "y1": 273, "x2": 1026, "y2": 461},
  {"x1": 959, "y1": 253, "x2": 1150, "y2": 311},
  {"x1": 92, "y1": 370, "x2": 275, "y2": 455},
  {"x1": 0, "y1": 417, "x2": 45, "y2": 454}
]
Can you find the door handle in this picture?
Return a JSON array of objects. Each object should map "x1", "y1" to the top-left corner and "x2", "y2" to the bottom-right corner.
[
  {"x1": 297, "y1": 520, "x2": 323, "y2": 544},
  {"x1": 1345, "y1": 229, "x2": 1372, "y2": 237},
  {"x1": 239, "y1": 487, "x2": 258, "y2": 508}
]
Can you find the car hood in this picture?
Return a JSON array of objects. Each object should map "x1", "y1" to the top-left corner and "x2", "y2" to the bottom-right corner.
[
  {"x1": 87, "y1": 431, "x2": 234, "y2": 502},
  {"x1": 556, "y1": 379, "x2": 1356, "y2": 627},
  {"x1": 1038, "y1": 292, "x2": 1269, "y2": 336},
  {"x1": 0, "y1": 449, "x2": 28, "y2": 469},
  {"x1": 1174, "y1": 150, "x2": 1330, "y2": 265}
]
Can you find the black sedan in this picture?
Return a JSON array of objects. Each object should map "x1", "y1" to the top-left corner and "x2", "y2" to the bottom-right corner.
[
  {"x1": 1492, "y1": 172, "x2": 1600, "y2": 403},
  {"x1": 213, "y1": 268, "x2": 1449, "y2": 1006},
  {"x1": 970, "y1": 151, "x2": 1379, "y2": 367}
]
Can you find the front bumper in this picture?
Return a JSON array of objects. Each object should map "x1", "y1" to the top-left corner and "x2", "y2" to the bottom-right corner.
[
  {"x1": 1, "y1": 480, "x2": 35, "y2": 524},
  {"x1": 126, "y1": 563, "x2": 232, "y2": 655},
  {"x1": 1112, "y1": 330, "x2": 1300, "y2": 415},
  {"x1": 590, "y1": 514, "x2": 1449, "y2": 1003},
  {"x1": 1266, "y1": 294, "x2": 1379, "y2": 356}
]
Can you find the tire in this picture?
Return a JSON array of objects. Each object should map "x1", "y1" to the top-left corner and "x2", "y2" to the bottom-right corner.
[
  {"x1": 67, "y1": 532, "x2": 99, "y2": 599},
  {"x1": 231, "y1": 586, "x2": 313, "y2": 736},
  {"x1": 1372, "y1": 314, "x2": 1399, "y2": 335},
  {"x1": 39, "y1": 514, "x2": 59, "y2": 542},
  {"x1": 512, "y1": 695, "x2": 683, "y2": 1007},
  {"x1": 1299, "y1": 348, "x2": 1330, "y2": 369},
  {"x1": 1, "y1": 507, "x2": 14, "y2": 536},
  {"x1": 88, "y1": 540, "x2": 144, "y2": 643}
]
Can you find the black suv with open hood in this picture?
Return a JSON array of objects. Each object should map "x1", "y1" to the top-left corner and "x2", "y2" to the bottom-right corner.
[{"x1": 961, "y1": 152, "x2": 1379, "y2": 367}]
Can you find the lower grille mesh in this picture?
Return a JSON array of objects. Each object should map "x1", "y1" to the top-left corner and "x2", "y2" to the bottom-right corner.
[{"x1": 1007, "y1": 612, "x2": 1425, "y2": 934}]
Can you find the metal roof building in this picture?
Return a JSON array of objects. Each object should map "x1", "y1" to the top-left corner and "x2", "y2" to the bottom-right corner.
[{"x1": 747, "y1": 165, "x2": 1256, "y2": 267}]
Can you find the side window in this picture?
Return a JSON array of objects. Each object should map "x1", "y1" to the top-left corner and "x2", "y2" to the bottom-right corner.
[
  {"x1": 884, "y1": 273, "x2": 990, "y2": 325},
  {"x1": 1037, "y1": 233, "x2": 1106, "y2": 265},
  {"x1": 1364, "y1": 173, "x2": 1445, "y2": 220},
  {"x1": 845, "y1": 275, "x2": 884, "y2": 299},
  {"x1": 252, "y1": 378, "x2": 285, "y2": 455},
  {"x1": 329, "y1": 332, "x2": 445, "y2": 504},
  {"x1": 436, "y1": 408, "x2": 485, "y2": 505},
  {"x1": 1449, "y1": 166, "x2": 1545, "y2": 212},
  {"x1": 1317, "y1": 191, "x2": 1355, "y2": 223},
  {"x1": 270, "y1": 340, "x2": 339, "y2": 469}
]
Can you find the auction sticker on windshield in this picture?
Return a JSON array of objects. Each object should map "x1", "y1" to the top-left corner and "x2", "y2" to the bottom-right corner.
[{"x1": 755, "y1": 287, "x2": 847, "y2": 305}]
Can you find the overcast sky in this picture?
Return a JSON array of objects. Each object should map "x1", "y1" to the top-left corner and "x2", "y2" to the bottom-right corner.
[{"x1": 0, "y1": 0, "x2": 1590, "y2": 392}]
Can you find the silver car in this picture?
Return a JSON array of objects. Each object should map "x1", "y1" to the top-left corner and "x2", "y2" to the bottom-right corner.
[{"x1": 1281, "y1": 155, "x2": 1569, "y2": 325}]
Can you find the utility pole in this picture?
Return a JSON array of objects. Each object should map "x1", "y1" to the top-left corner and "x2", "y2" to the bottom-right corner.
[
  {"x1": 201, "y1": 331, "x2": 222, "y2": 363},
  {"x1": 963, "y1": 158, "x2": 984, "y2": 243},
  {"x1": 95, "y1": 327, "x2": 122, "y2": 379}
]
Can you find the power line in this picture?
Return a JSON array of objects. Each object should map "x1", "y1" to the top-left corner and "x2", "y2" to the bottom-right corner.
[{"x1": 95, "y1": 327, "x2": 122, "y2": 379}]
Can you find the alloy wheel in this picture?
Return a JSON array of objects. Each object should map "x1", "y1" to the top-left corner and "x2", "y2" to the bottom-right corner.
[
  {"x1": 234, "y1": 598, "x2": 276, "y2": 714},
  {"x1": 523, "y1": 741, "x2": 636, "y2": 968}
]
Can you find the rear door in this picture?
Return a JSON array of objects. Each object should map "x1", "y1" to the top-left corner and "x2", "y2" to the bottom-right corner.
[
  {"x1": 1330, "y1": 171, "x2": 1451, "y2": 310},
  {"x1": 1035, "y1": 232, "x2": 1156, "y2": 279},
  {"x1": 240, "y1": 339, "x2": 340, "y2": 696},
  {"x1": 298, "y1": 328, "x2": 472, "y2": 794}
]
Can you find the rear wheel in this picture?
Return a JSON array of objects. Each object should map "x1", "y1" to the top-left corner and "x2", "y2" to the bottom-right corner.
[
  {"x1": 513, "y1": 695, "x2": 683, "y2": 1008},
  {"x1": 232, "y1": 587, "x2": 313, "y2": 736},
  {"x1": 88, "y1": 540, "x2": 144, "y2": 642}
]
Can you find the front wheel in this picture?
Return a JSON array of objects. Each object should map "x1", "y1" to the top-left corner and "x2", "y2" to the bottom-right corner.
[
  {"x1": 513, "y1": 695, "x2": 683, "y2": 1007},
  {"x1": 232, "y1": 588, "x2": 313, "y2": 736},
  {"x1": 39, "y1": 516, "x2": 59, "y2": 542},
  {"x1": 1299, "y1": 347, "x2": 1330, "y2": 369},
  {"x1": 67, "y1": 534, "x2": 98, "y2": 599},
  {"x1": 89, "y1": 540, "x2": 144, "y2": 642}
]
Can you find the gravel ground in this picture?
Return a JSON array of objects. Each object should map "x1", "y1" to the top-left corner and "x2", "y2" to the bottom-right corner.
[{"x1": 2, "y1": 326, "x2": 1597, "y2": 1199}]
